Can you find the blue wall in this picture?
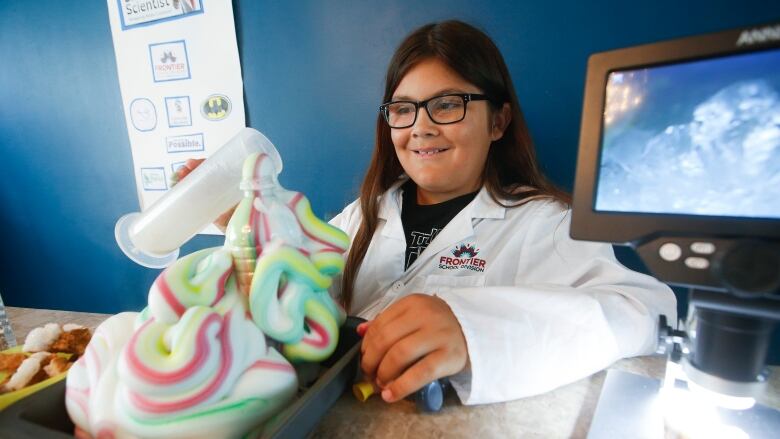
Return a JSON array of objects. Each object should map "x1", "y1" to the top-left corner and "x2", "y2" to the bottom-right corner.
[{"x1": 1, "y1": 1, "x2": 778, "y2": 321}]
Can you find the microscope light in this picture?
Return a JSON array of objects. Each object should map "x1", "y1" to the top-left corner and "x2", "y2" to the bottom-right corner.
[
  {"x1": 686, "y1": 380, "x2": 756, "y2": 411},
  {"x1": 659, "y1": 385, "x2": 750, "y2": 439}
]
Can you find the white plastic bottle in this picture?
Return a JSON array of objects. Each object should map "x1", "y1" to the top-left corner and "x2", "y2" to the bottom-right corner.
[{"x1": 114, "y1": 128, "x2": 282, "y2": 268}]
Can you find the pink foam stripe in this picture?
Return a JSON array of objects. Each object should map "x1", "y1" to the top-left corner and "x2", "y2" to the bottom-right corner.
[
  {"x1": 157, "y1": 274, "x2": 186, "y2": 317},
  {"x1": 295, "y1": 210, "x2": 346, "y2": 253},
  {"x1": 301, "y1": 226, "x2": 344, "y2": 252},
  {"x1": 250, "y1": 153, "x2": 270, "y2": 252},
  {"x1": 128, "y1": 312, "x2": 235, "y2": 414},
  {"x1": 66, "y1": 388, "x2": 89, "y2": 418},
  {"x1": 317, "y1": 248, "x2": 342, "y2": 254},
  {"x1": 261, "y1": 212, "x2": 271, "y2": 243},
  {"x1": 250, "y1": 200, "x2": 262, "y2": 253},
  {"x1": 287, "y1": 192, "x2": 304, "y2": 208},
  {"x1": 302, "y1": 317, "x2": 330, "y2": 349},
  {"x1": 251, "y1": 153, "x2": 268, "y2": 198},
  {"x1": 288, "y1": 196, "x2": 345, "y2": 252},
  {"x1": 211, "y1": 266, "x2": 232, "y2": 306},
  {"x1": 67, "y1": 385, "x2": 90, "y2": 398},
  {"x1": 250, "y1": 359, "x2": 295, "y2": 373},
  {"x1": 126, "y1": 315, "x2": 216, "y2": 384}
]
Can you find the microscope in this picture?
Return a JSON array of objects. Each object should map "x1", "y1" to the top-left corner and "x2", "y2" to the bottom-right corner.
[{"x1": 570, "y1": 21, "x2": 780, "y2": 437}]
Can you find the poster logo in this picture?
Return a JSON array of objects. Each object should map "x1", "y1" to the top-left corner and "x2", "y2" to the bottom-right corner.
[
  {"x1": 129, "y1": 98, "x2": 157, "y2": 131},
  {"x1": 119, "y1": 0, "x2": 204, "y2": 30},
  {"x1": 169, "y1": 161, "x2": 188, "y2": 186},
  {"x1": 166, "y1": 133, "x2": 204, "y2": 153},
  {"x1": 140, "y1": 167, "x2": 167, "y2": 191},
  {"x1": 165, "y1": 96, "x2": 192, "y2": 127},
  {"x1": 149, "y1": 40, "x2": 191, "y2": 82},
  {"x1": 201, "y1": 94, "x2": 232, "y2": 121},
  {"x1": 170, "y1": 161, "x2": 188, "y2": 175}
]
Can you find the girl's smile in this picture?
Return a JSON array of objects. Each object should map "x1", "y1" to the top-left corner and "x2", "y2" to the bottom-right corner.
[{"x1": 411, "y1": 146, "x2": 451, "y2": 158}]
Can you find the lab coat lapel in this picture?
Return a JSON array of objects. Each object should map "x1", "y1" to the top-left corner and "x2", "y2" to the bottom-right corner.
[
  {"x1": 419, "y1": 208, "x2": 475, "y2": 260},
  {"x1": 409, "y1": 187, "x2": 506, "y2": 269},
  {"x1": 377, "y1": 180, "x2": 406, "y2": 241}
]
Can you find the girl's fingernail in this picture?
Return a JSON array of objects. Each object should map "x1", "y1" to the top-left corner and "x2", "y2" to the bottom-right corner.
[
  {"x1": 356, "y1": 323, "x2": 367, "y2": 336},
  {"x1": 381, "y1": 389, "x2": 394, "y2": 402}
]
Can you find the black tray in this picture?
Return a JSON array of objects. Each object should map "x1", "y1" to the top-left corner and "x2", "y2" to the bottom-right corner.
[{"x1": 0, "y1": 316, "x2": 364, "y2": 439}]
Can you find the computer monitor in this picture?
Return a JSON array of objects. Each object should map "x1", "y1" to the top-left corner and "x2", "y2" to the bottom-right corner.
[{"x1": 571, "y1": 21, "x2": 780, "y2": 292}]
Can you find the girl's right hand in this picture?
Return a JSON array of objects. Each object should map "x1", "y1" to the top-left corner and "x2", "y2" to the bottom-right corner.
[
  {"x1": 170, "y1": 158, "x2": 205, "y2": 183},
  {"x1": 358, "y1": 294, "x2": 468, "y2": 403}
]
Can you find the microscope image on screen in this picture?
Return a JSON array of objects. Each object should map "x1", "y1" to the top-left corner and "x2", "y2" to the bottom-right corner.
[
  {"x1": 594, "y1": 49, "x2": 780, "y2": 219},
  {"x1": 571, "y1": 22, "x2": 780, "y2": 438}
]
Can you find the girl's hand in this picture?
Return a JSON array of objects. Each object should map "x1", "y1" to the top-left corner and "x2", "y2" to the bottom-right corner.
[
  {"x1": 171, "y1": 158, "x2": 236, "y2": 232},
  {"x1": 170, "y1": 158, "x2": 204, "y2": 183},
  {"x1": 359, "y1": 293, "x2": 468, "y2": 402}
]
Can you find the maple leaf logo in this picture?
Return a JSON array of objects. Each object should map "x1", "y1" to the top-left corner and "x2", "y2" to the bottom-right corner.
[{"x1": 452, "y1": 244, "x2": 478, "y2": 258}]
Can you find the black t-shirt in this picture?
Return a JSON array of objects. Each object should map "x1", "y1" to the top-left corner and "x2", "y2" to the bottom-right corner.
[{"x1": 401, "y1": 180, "x2": 479, "y2": 270}]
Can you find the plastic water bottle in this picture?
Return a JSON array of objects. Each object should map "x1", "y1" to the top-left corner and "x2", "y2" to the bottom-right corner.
[
  {"x1": 114, "y1": 128, "x2": 281, "y2": 268},
  {"x1": 0, "y1": 293, "x2": 16, "y2": 349}
]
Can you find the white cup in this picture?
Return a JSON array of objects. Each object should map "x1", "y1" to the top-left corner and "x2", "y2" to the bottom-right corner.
[{"x1": 114, "y1": 128, "x2": 282, "y2": 268}]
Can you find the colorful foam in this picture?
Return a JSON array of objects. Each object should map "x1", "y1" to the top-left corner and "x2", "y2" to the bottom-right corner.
[
  {"x1": 226, "y1": 152, "x2": 349, "y2": 362},
  {"x1": 66, "y1": 144, "x2": 350, "y2": 438}
]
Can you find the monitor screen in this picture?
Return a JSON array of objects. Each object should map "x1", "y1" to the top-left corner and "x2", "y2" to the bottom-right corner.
[{"x1": 593, "y1": 48, "x2": 780, "y2": 219}]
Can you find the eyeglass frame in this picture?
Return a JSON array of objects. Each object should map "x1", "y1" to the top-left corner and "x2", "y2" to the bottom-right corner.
[{"x1": 379, "y1": 93, "x2": 493, "y2": 129}]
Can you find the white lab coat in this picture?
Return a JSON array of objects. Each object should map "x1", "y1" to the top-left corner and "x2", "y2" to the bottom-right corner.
[{"x1": 329, "y1": 179, "x2": 677, "y2": 405}]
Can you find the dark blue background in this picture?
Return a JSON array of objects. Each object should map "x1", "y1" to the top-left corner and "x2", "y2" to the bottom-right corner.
[{"x1": 1, "y1": 0, "x2": 779, "y2": 360}]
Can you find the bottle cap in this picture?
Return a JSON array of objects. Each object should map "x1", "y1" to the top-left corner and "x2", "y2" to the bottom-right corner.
[{"x1": 352, "y1": 381, "x2": 375, "y2": 402}]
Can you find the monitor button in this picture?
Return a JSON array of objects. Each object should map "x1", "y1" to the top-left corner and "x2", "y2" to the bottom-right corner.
[
  {"x1": 685, "y1": 257, "x2": 710, "y2": 270},
  {"x1": 690, "y1": 242, "x2": 716, "y2": 255},
  {"x1": 659, "y1": 243, "x2": 682, "y2": 261}
]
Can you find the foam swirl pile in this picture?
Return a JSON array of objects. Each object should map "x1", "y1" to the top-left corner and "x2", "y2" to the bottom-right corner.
[{"x1": 66, "y1": 146, "x2": 350, "y2": 438}]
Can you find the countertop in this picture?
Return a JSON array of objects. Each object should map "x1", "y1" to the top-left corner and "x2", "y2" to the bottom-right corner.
[{"x1": 6, "y1": 306, "x2": 780, "y2": 438}]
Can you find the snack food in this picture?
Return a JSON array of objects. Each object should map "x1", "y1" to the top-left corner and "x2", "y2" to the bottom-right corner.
[
  {"x1": 22, "y1": 323, "x2": 61, "y2": 353},
  {"x1": 4, "y1": 352, "x2": 52, "y2": 392},
  {"x1": 0, "y1": 323, "x2": 92, "y2": 409},
  {"x1": 67, "y1": 143, "x2": 350, "y2": 438},
  {"x1": 0, "y1": 353, "x2": 26, "y2": 377}
]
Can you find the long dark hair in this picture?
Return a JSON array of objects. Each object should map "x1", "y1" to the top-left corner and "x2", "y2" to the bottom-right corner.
[{"x1": 341, "y1": 20, "x2": 570, "y2": 312}]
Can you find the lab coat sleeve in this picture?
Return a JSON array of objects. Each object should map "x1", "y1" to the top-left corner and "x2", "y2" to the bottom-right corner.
[
  {"x1": 327, "y1": 199, "x2": 356, "y2": 231},
  {"x1": 435, "y1": 203, "x2": 677, "y2": 405},
  {"x1": 326, "y1": 199, "x2": 361, "y2": 305}
]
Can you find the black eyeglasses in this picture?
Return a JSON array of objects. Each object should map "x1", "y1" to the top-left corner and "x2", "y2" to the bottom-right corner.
[{"x1": 379, "y1": 93, "x2": 491, "y2": 128}]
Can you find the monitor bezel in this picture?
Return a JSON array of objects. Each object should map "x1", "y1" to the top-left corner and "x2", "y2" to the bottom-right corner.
[{"x1": 571, "y1": 21, "x2": 780, "y2": 245}]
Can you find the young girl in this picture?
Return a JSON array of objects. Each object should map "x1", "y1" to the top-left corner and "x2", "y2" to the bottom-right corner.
[{"x1": 328, "y1": 20, "x2": 677, "y2": 405}]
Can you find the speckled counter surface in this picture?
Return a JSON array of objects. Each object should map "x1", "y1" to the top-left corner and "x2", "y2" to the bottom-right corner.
[
  {"x1": 314, "y1": 356, "x2": 666, "y2": 439},
  {"x1": 6, "y1": 307, "x2": 780, "y2": 438}
]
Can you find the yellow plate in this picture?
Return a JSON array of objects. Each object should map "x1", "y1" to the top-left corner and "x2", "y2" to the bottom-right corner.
[{"x1": 0, "y1": 346, "x2": 71, "y2": 411}]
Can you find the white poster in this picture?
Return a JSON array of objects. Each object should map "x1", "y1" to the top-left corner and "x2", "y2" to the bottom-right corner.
[{"x1": 107, "y1": 0, "x2": 245, "y2": 234}]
